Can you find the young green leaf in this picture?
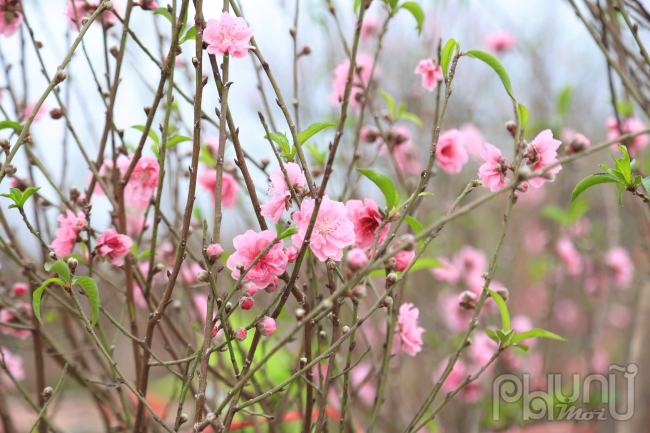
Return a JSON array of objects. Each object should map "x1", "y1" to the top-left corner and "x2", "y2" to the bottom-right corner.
[
  {"x1": 265, "y1": 132, "x2": 291, "y2": 156},
  {"x1": 642, "y1": 177, "x2": 650, "y2": 196},
  {"x1": 511, "y1": 343, "x2": 529, "y2": 351},
  {"x1": 166, "y1": 135, "x2": 192, "y2": 148},
  {"x1": 45, "y1": 259, "x2": 71, "y2": 285},
  {"x1": 0, "y1": 120, "x2": 23, "y2": 131},
  {"x1": 153, "y1": 7, "x2": 173, "y2": 24},
  {"x1": 18, "y1": 187, "x2": 41, "y2": 206},
  {"x1": 278, "y1": 224, "x2": 298, "y2": 240},
  {"x1": 377, "y1": 90, "x2": 396, "y2": 118},
  {"x1": 132, "y1": 125, "x2": 160, "y2": 146},
  {"x1": 485, "y1": 329, "x2": 499, "y2": 343},
  {"x1": 463, "y1": 50, "x2": 515, "y2": 101},
  {"x1": 556, "y1": 85, "x2": 573, "y2": 118},
  {"x1": 180, "y1": 25, "x2": 196, "y2": 43},
  {"x1": 615, "y1": 100, "x2": 634, "y2": 117},
  {"x1": 517, "y1": 103, "x2": 529, "y2": 129},
  {"x1": 33, "y1": 278, "x2": 65, "y2": 325},
  {"x1": 404, "y1": 216, "x2": 424, "y2": 248},
  {"x1": 398, "y1": 112, "x2": 423, "y2": 127},
  {"x1": 616, "y1": 182, "x2": 625, "y2": 207},
  {"x1": 297, "y1": 122, "x2": 336, "y2": 145},
  {"x1": 399, "y1": 2, "x2": 425, "y2": 35},
  {"x1": 72, "y1": 276, "x2": 100, "y2": 327},
  {"x1": 571, "y1": 173, "x2": 621, "y2": 202},
  {"x1": 486, "y1": 288, "x2": 510, "y2": 331},
  {"x1": 440, "y1": 38, "x2": 458, "y2": 77},
  {"x1": 408, "y1": 257, "x2": 442, "y2": 271},
  {"x1": 510, "y1": 328, "x2": 567, "y2": 344},
  {"x1": 617, "y1": 145, "x2": 632, "y2": 184},
  {"x1": 356, "y1": 168, "x2": 397, "y2": 210}
]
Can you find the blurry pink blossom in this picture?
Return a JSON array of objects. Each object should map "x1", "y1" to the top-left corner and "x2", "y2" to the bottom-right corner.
[
  {"x1": 435, "y1": 129, "x2": 468, "y2": 174},
  {"x1": 346, "y1": 198, "x2": 389, "y2": 250},
  {"x1": 393, "y1": 250, "x2": 415, "y2": 272},
  {"x1": 125, "y1": 214, "x2": 151, "y2": 238},
  {"x1": 478, "y1": 143, "x2": 508, "y2": 191},
  {"x1": 21, "y1": 102, "x2": 46, "y2": 124},
  {"x1": 204, "y1": 12, "x2": 254, "y2": 58},
  {"x1": 261, "y1": 162, "x2": 305, "y2": 223},
  {"x1": 329, "y1": 52, "x2": 377, "y2": 109},
  {"x1": 527, "y1": 129, "x2": 562, "y2": 188},
  {"x1": 361, "y1": 16, "x2": 381, "y2": 41},
  {"x1": 440, "y1": 292, "x2": 474, "y2": 332},
  {"x1": 117, "y1": 155, "x2": 160, "y2": 209},
  {"x1": 350, "y1": 362, "x2": 376, "y2": 405},
  {"x1": 96, "y1": 229, "x2": 133, "y2": 266},
  {"x1": 0, "y1": 5, "x2": 22, "y2": 38},
  {"x1": 284, "y1": 246, "x2": 298, "y2": 263},
  {"x1": 65, "y1": 0, "x2": 117, "y2": 30},
  {"x1": 347, "y1": 248, "x2": 369, "y2": 270},
  {"x1": 414, "y1": 59, "x2": 443, "y2": 92},
  {"x1": 291, "y1": 195, "x2": 355, "y2": 261},
  {"x1": 435, "y1": 359, "x2": 482, "y2": 402},
  {"x1": 606, "y1": 116, "x2": 648, "y2": 156},
  {"x1": 567, "y1": 217, "x2": 590, "y2": 238},
  {"x1": 227, "y1": 230, "x2": 287, "y2": 288},
  {"x1": 0, "y1": 305, "x2": 32, "y2": 340},
  {"x1": 198, "y1": 168, "x2": 240, "y2": 209},
  {"x1": 459, "y1": 124, "x2": 484, "y2": 159},
  {"x1": 606, "y1": 304, "x2": 631, "y2": 329},
  {"x1": 605, "y1": 247, "x2": 634, "y2": 289},
  {"x1": 523, "y1": 220, "x2": 548, "y2": 255},
  {"x1": 0, "y1": 347, "x2": 24, "y2": 389},
  {"x1": 591, "y1": 347, "x2": 610, "y2": 373},
  {"x1": 469, "y1": 333, "x2": 498, "y2": 367},
  {"x1": 485, "y1": 30, "x2": 516, "y2": 52},
  {"x1": 50, "y1": 210, "x2": 85, "y2": 257},
  {"x1": 556, "y1": 237, "x2": 583, "y2": 277},
  {"x1": 12, "y1": 283, "x2": 28, "y2": 297},
  {"x1": 393, "y1": 303, "x2": 424, "y2": 357}
]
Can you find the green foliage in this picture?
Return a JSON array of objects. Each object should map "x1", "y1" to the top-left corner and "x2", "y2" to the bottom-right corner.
[
  {"x1": 486, "y1": 288, "x2": 510, "y2": 331},
  {"x1": 399, "y1": 2, "x2": 424, "y2": 35},
  {"x1": 33, "y1": 278, "x2": 65, "y2": 326},
  {"x1": 542, "y1": 199, "x2": 589, "y2": 226},
  {"x1": 305, "y1": 144, "x2": 327, "y2": 165},
  {"x1": 275, "y1": 223, "x2": 298, "y2": 241},
  {"x1": 72, "y1": 276, "x2": 101, "y2": 327},
  {"x1": 153, "y1": 7, "x2": 173, "y2": 23},
  {"x1": 0, "y1": 120, "x2": 23, "y2": 131},
  {"x1": 404, "y1": 216, "x2": 424, "y2": 248},
  {"x1": 517, "y1": 103, "x2": 529, "y2": 129},
  {"x1": 441, "y1": 38, "x2": 459, "y2": 77},
  {"x1": 132, "y1": 125, "x2": 160, "y2": 147},
  {"x1": 166, "y1": 135, "x2": 191, "y2": 148},
  {"x1": 265, "y1": 122, "x2": 335, "y2": 163},
  {"x1": 356, "y1": 168, "x2": 397, "y2": 210},
  {"x1": 180, "y1": 26, "x2": 195, "y2": 44},
  {"x1": 1, "y1": 187, "x2": 40, "y2": 209},
  {"x1": 463, "y1": 50, "x2": 515, "y2": 101},
  {"x1": 297, "y1": 122, "x2": 336, "y2": 145},
  {"x1": 557, "y1": 85, "x2": 573, "y2": 118},
  {"x1": 377, "y1": 90, "x2": 422, "y2": 126}
]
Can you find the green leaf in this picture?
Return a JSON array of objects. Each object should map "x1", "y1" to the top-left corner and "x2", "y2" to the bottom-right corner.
[
  {"x1": 72, "y1": 276, "x2": 100, "y2": 327},
  {"x1": 642, "y1": 177, "x2": 650, "y2": 196},
  {"x1": 409, "y1": 257, "x2": 442, "y2": 271},
  {"x1": 571, "y1": 173, "x2": 621, "y2": 202},
  {"x1": 356, "y1": 168, "x2": 397, "y2": 210},
  {"x1": 512, "y1": 343, "x2": 529, "y2": 351},
  {"x1": 0, "y1": 120, "x2": 23, "y2": 132},
  {"x1": 463, "y1": 49, "x2": 515, "y2": 101},
  {"x1": 440, "y1": 38, "x2": 458, "y2": 77},
  {"x1": 568, "y1": 199, "x2": 590, "y2": 221},
  {"x1": 517, "y1": 103, "x2": 529, "y2": 130},
  {"x1": 265, "y1": 132, "x2": 291, "y2": 157},
  {"x1": 617, "y1": 145, "x2": 632, "y2": 184},
  {"x1": 45, "y1": 259, "x2": 71, "y2": 285},
  {"x1": 199, "y1": 146, "x2": 216, "y2": 166},
  {"x1": 418, "y1": 192, "x2": 434, "y2": 197},
  {"x1": 278, "y1": 224, "x2": 298, "y2": 241},
  {"x1": 404, "y1": 216, "x2": 424, "y2": 248},
  {"x1": 9, "y1": 188, "x2": 22, "y2": 202},
  {"x1": 485, "y1": 329, "x2": 499, "y2": 343},
  {"x1": 398, "y1": 112, "x2": 423, "y2": 127},
  {"x1": 399, "y1": 2, "x2": 424, "y2": 35},
  {"x1": 557, "y1": 85, "x2": 573, "y2": 118},
  {"x1": 33, "y1": 278, "x2": 65, "y2": 325},
  {"x1": 354, "y1": 0, "x2": 362, "y2": 12},
  {"x1": 18, "y1": 187, "x2": 40, "y2": 206},
  {"x1": 510, "y1": 328, "x2": 567, "y2": 344},
  {"x1": 153, "y1": 7, "x2": 173, "y2": 24},
  {"x1": 297, "y1": 122, "x2": 336, "y2": 145},
  {"x1": 616, "y1": 182, "x2": 625, "y2": 207},
  {"x1": 377, "y1": 90, "x2": 396, "y2": 118},
  {"x1": 486, "y1": 288, "x2": 510, "y2": 331},
  {"x1": 132, "y1": 125, "x2": 160, "y2": 147},
  {"x1": 615, "y1": 101, "x2": 634, "y2": 117},
  {"x1": 180, "y1": 25, "x2": 196, "y2": 43},
  {"x1": 166, "y1": 135, "x2": 192, "y2": 148}
]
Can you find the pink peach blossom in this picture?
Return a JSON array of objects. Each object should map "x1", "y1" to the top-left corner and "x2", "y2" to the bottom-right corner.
[
  {"x1": 179, "y1": 262, "x2": 203, "y2": 284},
  {"x1": 485, "y1": 30, "x2": 516, "y2": 52},
  {"x1": 393, "y1": 140, "x2": 424, "y2": 175},
  {"x1": 347, "y1": 248, "x2": 368, "y2": 270},
  {"x1": 12, "y1": 283, "x2": 28, "y2": 297},
  {"x1": 527, "y1": 129, "x2": 562, "y2": 188},
  {"x1": 261, "y1": 162, "x2": 305, "y2": 223},
  {"x1": 227, "y1": 230, "x2": 287, "y2": 289},
  {"x1": 50, "y1": 210, "x2": 85, "y2": 258},
  {"x1": 553, "y1": 299, "x2": 581, "y2": 329},
  {"x1": 556, "y1": 237, "x2": 582, "y2": 277},
  {"x1": 257, "y1": 316, "x2": 276, "y2": 336},
  {"x1": 0, "y1": 5, "x2": 22, "y2": 38},
  {"x1": 350, "y1": 362, "x2": 376, "y2": 405},
  {"x1": 469, "y1": 333, "x2": 499, "y2": 367},
  {"x1": 133, "y1": 283, "x2": 148, "y2": 309},
  {"x1": 140, "y1": 0, "x2": 158, "y2": 10},
  {"x1": 414, "y1": 59, "x2": 443, "y2": 92},
  {"x1": 440, "y1": 293, "x2": 474, "y2": 332},
  {"x1": 360, "y1": 16, "x2": 381, "y2": 41},
  {"x1": 0, "y1": 347, "x2": 24, "y2": 389},
  {"x1": 435, "y1": 129, "x2": 468, "y2": 174},
  {"x1": 203, "y1": 12, "x2": 254, "y2": 58},
  {"x1": 432, "y1": 257, "x2": 461, "y2": 284},
  {"x1": 605, "y1": 247, "x2": 634, "y2": 289},
  {"x1": 523, "y1": 220, "x2": 548, "y2": 255},
  {"x1": 96, "y1": 229, "x2": 133, "y2": 266},
  {"x1": 207, "y1": 243, "x2": 223, "y2": 257},
  {"x1": 606, "y1": 116, "x2": 648, "y2": 156},
  {"x1": 345, "y1": 198, "x2": 389, "y2": 250},
  {"x1": 456, "y1": 246, "x2": 488, "y2": 279},
  {"x1": 393, "y1": 303, "x2": 424, "y2": 357},
  {"x1": 21, "y1": 102, "x2": 46, "y2": 124},
  {"x1": 329, "y1": 52, "x2": 377, "y2": 109},
  {"x1": 394, "y1": 250, "x2": 415, "y2": 272},
  {"x1": 284, "y1": 246, "x2": 298, "y2": 263},
  {"x1": 459, "y1": 124, "x2": 485, "y2": 159},
  {"x1": 198, "y1": 168, "x2": 240, "y2": 209},
  {"x1": 0, "y1": 305, "x2": 31, "y2": 340},
  {"x1": 360, "y1": 126, "x2": 379, "y2": 144},
  {"x1": 478, "y1": 143, "x2": 508, "y2": 191},
  {"x1": 125, "y1": 214, "x2": 151, "y2": 238},
  {"x1": 117, "y1": 155, "x2": 159, "y2": 209},
  {"x1": 291, "y1": 195, "x2": 356, "y2": 261}
]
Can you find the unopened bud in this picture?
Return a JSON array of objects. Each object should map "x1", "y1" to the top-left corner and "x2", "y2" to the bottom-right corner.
[
  {"x1": 342, "y1": 325, "x2": 350, "y2": 334},
  {"x1": 505, "y1": 120, "x2": 517, "y2": 136},
  {"x1": 382, "y1": 296, "x2": 393, "y2": 308},
  {"x1": 81, "y1": 17, "x2": 89, "y2": 26},
  {"x1": 565, "y1": 133, "x2": 591, "y2": 156},
  {"x1": 225, "y1": 302, "x2": 233, "y2": 313},
  {"x1": 197, "y1": 270, "x2": 210, "y2": 283},
  {"x1": 458, "y1": 290, "x2": 478, "y2": 310},
  {"x1": 103, "y1": 1, "x2": 114, "y2": 11},
  {"x1": 236, "y1": 262, "x2": 244, "y2": 271},
  {"x1": 154, "y1": 263, "x2": 165, "y2": 273},
  {"x1": 4, "y1": 164, "x2": 16, "y2": 176},
  {"x1": 179, "y1": 414, "x2": 189, "y2": 425},
  {"x1": 495, "y1": 287, "x2": 510, "y2": 303},
  {"x1": 110, "y1": 45, "x2": 119, "y2": 58},
  {"x1": 352, "y1": 285, "x2": 367, "y2": 299},
  {"x1": 386, "y1": 273, "x2": 398, "y2": 285},
  {"x1": 319, "y1": 330, "x2": 327, "y2": 338},
  {"x1": 207, "y1": 243, "x2": 223, "y2": 264},
  {"x1": 41, "y1": 386, "x2": 53, "y2": 401},
  {"x1": 206, "y1": 413, "x2": 215, "y2": 421},
  {"x1": 50, "y1": 108, "x2": 63, "y2": 119},
  {"x1": 49, "y1": 251, "x2": 57, "y2": 260},
  {"x1": 192, "y1": 57, "x2": 199, "y2": 67},
  {"x1": 67, "y1": 258, "x2": 78, "y2": 272},
  {"x1": 239, "y1": 296, "x2": 254, "y2": 310},
  {"x1": 385, "y1": 257, "x2": 397, "y2": 270},
  {"x1": 143, "y1": 105, "x2": 151, "y2": 116},
  {"x1": 55, "y1": 70, "x2": 67, "y2": 83},
  {"x1": 516, "y1": 182, "x2": 529, "y2": 192},
  {"x1": 295, "y1": 308, "x2": 305, "y2": 320},
  {"x1": 232, "y1": 327, "x2": 247, "y2": 341},
  {"x1": 299, "y1": 357, "x2": 307, "y2": 366},
  {"x1": 172, "y1": 299, "x2": 182, "y2": 310},
  {"x1": 261, "y1": 157, "x2": 270, "y2": 168},
  {"x1": 299, "y1": 45, "x2": 312, "y2": 56},
  {"x1": 0, "y1": 138, "x2": 10, "y2": 153}
]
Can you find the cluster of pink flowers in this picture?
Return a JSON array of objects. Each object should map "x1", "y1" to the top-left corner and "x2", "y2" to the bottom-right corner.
[
  {"x1": 198, "y1": 168, "x2": 240, "y2": 209},
  {"x1": 414, "y1": 59, "x2": 443, "y2": 92},
  {"x1": 606, "y1": 116, "x2": 649, "y2": 156},
  {"x1": 261, "y1": 162, "x2": 306, "y2": 223},
  {"x1": 0, "y1": 0, "x2": 23, "y2": 38},
  {"x1": 292, "y1": 195, "x2": 356, "y2": 261},
  {"x1": 117, "y1": 155, "x2": 160, "y2": 209},
  {"x1": 329, "y1": 52, "x2": 378, "y2": 109},
  {"x1": 50, "y1": 210, "x2": 86, "y2": 258},
  {"x1": 227, "y1": 230, "x2": 287, "y2": 289},
  {"x1": 360, "y1": 16, "x2": 381, "y2": 41},
  {"x1": 485, "y1": 30, "x2": 517, "y2": 52},
  {"x1": 393, "y1": 303, "x2": 425, "y2": 356},
  {"x1": 204, "y1": 12, "x2": 254, "y2": 58},
  {"x1": 65, "y1": 0, "x2": 117, "y2": 30},
  {"x1": 96, "y1": 229, "x2": 133, "y2": 266}
]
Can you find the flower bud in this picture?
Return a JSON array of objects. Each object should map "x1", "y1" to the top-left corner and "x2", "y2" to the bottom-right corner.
[
  {"x1": 516, "y1": 182, "x2": 529, "y2": 192},
  {"x1": 41, "y1": 386, "x2": 53, "y2": 401},
  {"x1": 12, "y1": 283, "x2": 28, "y2": 297},
  {"x1": 351, "y1": 285, "x2": 367, "y2": 299},
  {"x1": 382, "y1": 296, "x2": 393, "y2": 308},
  {"x1": 236, "y1": 262, "x2": 244, "y2": 271},
  {"x1": 565, "y1": 133, "x2": 591, "y2": 155},
  {"x1": 211, "y1": 325, "x2": 219, "y2": 338},
  {"x1": 172, "y1": 299, "x2": 182, "y2": 310},
  {"x1": 239, "y1": 296, "x2": 254, "y2": 310},
  {"x1": 495, "y1": 286, "x2": 510, "y2": 303},
  {"x1": 299, "y1": 45, "x2": 312, "y2": 56},
  {"x1": 320, "y1": 330, "x2": 327, "y2": 338},
  {"x1": 225, "y1": 302, "x2": 233, "y2": 313},
  {"x1": 299, "y1": 357, "x2": 307, "y2": 367},
  {"x1": 67, "y1": 257, "x2": 78, "y2": 272},
  {"x1": 386, "y1": 273, "x2": 398, "y2": 285},
  {"x1": 104, "y1": 1, "x2": 114, "y2": 11},
  {"x1": 257, "y1": 316, "x2": 277, "y2": 336},
  {"x1": 81, "y1": 17, "x2": 89, "y2": 26},
  {"x1": 0, "y1": 138, "x2": 10, "y2": 153},
  {"x1": 55, "y1": 69, "x2": 68, "y2": 83},
  {"x1": 458, "y1": 290, "x2": 478, "y2": 310},
  {"x1": 206, "y1": 413, "x2": 215, "y2": 421},
  {"x1": 154, "y1": 263, "x2": 165, "y2": 274},
  {"x1": 232, "y1": 327, "x2": 247, "y2": 341},
  {"x1": 49, "y1": 251, "x2": 57, "y2": 260},
  {"x1": 505, "y1": 120, "x2": 517, "y2": 137},
  {"x1": 295, "y1": 308, "x2": 305, "y2": 320},
  {"x1": 50, "y1": 108, "x2": 63, "y2": 120},
  {"x1": 197, "y1": 270, "x2": 210, "y2": 283},
  {"x1": 143, "y1": 105, "x2": 151, "y2": 116},
  {"x1": 179, "y1": 414, "x2": 189, "y2": 425},
  {"x1": 4, "y1": 164, "x2": 16, "y2": 176},
  {"x1": 342, "y1": 325, "x2": 350, "y2": 334},
  {"x1": 207, "y1": 243, "x2": 223, "y2": 263},
  {"x1": 242, "y1": 283, "x2": 258, "y2": 297},
  {"x1": 385, "y1": 257, "x2": 397, "y2": 270},
  {"x1": 264, "y1": 278, "x2": 279, "y2": 293}
]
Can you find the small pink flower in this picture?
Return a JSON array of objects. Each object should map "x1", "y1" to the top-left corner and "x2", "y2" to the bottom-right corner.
[
  {"x1": 21, "y1": 103, "x2": 47, "y2": 124},
  {"x1": 12, "y1": 283, "x2": 28, "y2": 297},
  {"x1": 0, "y1": 347, "x2": 24, "y2": 389},
  {"x1": 291, "y1": 195, "x2": 356, "y2": 262},
  {"x1": 360, "y1": 16, "x2": 381, "y2": 41},
  {"x1": 393, "y1": 303, "x2": 424, "y2": 357},
  {"x1": 435, "y1": 129, "x2": 468, "y2": 174},
  {"x1": 96, "y1": 229, "x2": 133, "y2": 266},
  {"x1": 478, "y1": 143, "x2": 508, "y2": 191},
  {"x1": 207, "y1": 243, "x2": 223, "y2": 257},
  {"x1": 261, "y1": 162, "x2": 306, "y2": 223},
  {"x1": 284, "y1": 246, "x2": 298, "y2": 263},
  {"x1": 394, "y1": 250, "x2": 415, "y2": 272},
  {"x1": 459, "y1": 124, "x2": 485, "y2": 159},
  {"x1": 203, "y1": 12, "x2": 254, "y2": 58},
  {"x1": 125, "y1": 214, "x2": 151, "y2": 238},
  {"x1": 414, "y1": 59, "x2": 443, "y2": 92},
  {"x1": 198, "y1": 168, "x2": 240, "y2": 209},
  {"x1": 0, "y1": 305, "x2": 32, "y2": 340},
  {"x1": 432, "y1": 257, "x2": 461, "y2": 284},
  {"x1": 50, "y1": 210, "x2": 85, "y2": 258},
  {"x1": 485, "y1": 30, "x2": 516, "y2": 52},
  {"x1": 347, "y1": 248, "x2": 368, "y2": 270},
  {"x1": 257, "y1": 316, "x2": 276, "y2": 336},
  {"x1": 556, "y1": 237, "x2": 582, "y2": 277},
  {"x1": 239, "y1": 297, "x2": 254, "y2": 310},
  {"x1": 345, "y1": 198, "x2": 389, "y2": 250},
  {"x1": 0, "y1": 7, "x2": 22, "y2": 38},
  {"x1": 243, "y1": 283, "x2": 258, "y2": 297},
  {"x1": 526, "y1": 129, "x2": 562, "y2": 188},
  {"x1": 605, "y1": 247, "x2": 634, "y2": 289},
  {"x1": 606, "y1": 116, "x2": 648, "y2": 156},
  {"x1": 233, "y1": 327, "x2": 247, "y2": 341},
  {"x1": 117, "y1": 155, "x2": 159, "y2": 209},
  {"x1": 226, "y1": 230, "x2": 287, "y2": 289},
  {"x1": 329, "y1": 52, "x2": 378, "y2": 109}
]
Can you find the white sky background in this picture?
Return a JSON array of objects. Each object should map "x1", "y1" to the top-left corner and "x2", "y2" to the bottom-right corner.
[{"x1": 0, "y1": 0, "x2": 637, "y2": 254}]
